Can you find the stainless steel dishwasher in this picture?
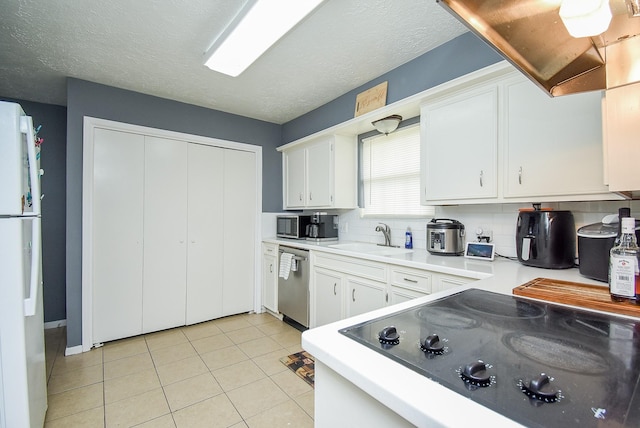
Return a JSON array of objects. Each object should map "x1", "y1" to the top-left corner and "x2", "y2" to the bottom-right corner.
[{"x1": 278, "y1": 246, "x2": 309, "y2": 328}]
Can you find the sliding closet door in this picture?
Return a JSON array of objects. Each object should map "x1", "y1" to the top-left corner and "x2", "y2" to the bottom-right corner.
[
  {"x1": 222, "y1": 149, "x2": 256, "y2": 315},
  {"x1": 92, "y1": 128, "x2": 144, "y2": 343},
  {"x1": 186, "y1": 143, "x2": 224, "y2": 324},
  {"x1": 142, "y1": 136, "x2": 188, "y2": 332}
]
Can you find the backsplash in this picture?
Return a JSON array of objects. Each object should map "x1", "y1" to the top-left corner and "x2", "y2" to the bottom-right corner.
[{"x1": 264, "y1": 200, "x2": 640, "y2": 259}]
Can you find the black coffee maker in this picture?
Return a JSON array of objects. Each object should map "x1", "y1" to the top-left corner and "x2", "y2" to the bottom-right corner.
[
  {"x1": 516, "y1": 205, "x2": 576, "y2": 269},
  {"x1": 305, "y1": 212, "x2": 338, "y2": 241}
]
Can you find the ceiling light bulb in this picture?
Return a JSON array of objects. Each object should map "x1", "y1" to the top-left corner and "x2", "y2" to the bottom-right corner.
[
  {"x1": 204, "y1": 0, "x2": 324, "y2": 77},
  {"x1": 559, "y1": 0, "x2": 612, "y2": 38}
]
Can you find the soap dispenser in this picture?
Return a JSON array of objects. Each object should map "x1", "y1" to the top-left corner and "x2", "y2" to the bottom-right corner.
[{"x1": 405, "y1": 227, "x2": 413, "y2": 249}]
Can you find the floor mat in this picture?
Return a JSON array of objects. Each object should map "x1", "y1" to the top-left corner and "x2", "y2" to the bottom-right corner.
[{"x1": 280, "y1": 351, "x2": 314, "y2": 387}]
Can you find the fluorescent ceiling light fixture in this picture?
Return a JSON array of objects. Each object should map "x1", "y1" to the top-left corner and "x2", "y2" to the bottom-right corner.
[
  {"x1": 559, "y1": 0, "x2": 612, "y2": 38},
  {"x1": 204, "y1": 0, "x2": 324, "y2": 77}
]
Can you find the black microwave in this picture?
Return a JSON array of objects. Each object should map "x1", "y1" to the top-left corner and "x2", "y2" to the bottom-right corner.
[{"x1": 277, "y1": 215, "x2": 311, "y2": 239}]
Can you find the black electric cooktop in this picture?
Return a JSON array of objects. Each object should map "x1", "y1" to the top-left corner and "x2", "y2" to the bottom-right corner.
[{"x1": 339, "y1": 289, "x2": 640, "y2": 427}]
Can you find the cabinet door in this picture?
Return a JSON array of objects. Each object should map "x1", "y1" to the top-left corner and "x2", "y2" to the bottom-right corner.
[
  {"x1": 346, "y1": 277, "x2": 387, "y2": 318},
  {"x1": 313, "y1": 268, "x2": 343, "y2": 327},
  {"x1": 143, "y1": 136, "x2": 188, "y2": 333},
  {"x1": 186, "y1": 144, "x2": 224, "y2": 324},
  {"x1": 306, "y1": 139, "x2": 333, "y2": 207},
  {"x1": 604, "y1": 83, "x2": 640, "y2": 192},
  {"x1": 92, "y1": 128, "x2": 144, "y2": 343},
  {"x1": 421, "y1": 86, "x2": 498, "y2": 202},
  {"x1": 223, "y1": 150, "x2": 257, "y2": 315},
  {"x1": 262, "y1": 251, "x2": 277, "y2": 312},
  {"x1": 284, "y1": 147, "x2": 306, "y2": 208},
  {"x1": 504, "y1": 77, "x2": 607, "y2": 198}
]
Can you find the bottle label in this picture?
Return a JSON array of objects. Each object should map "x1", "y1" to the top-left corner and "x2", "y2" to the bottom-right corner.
[{"x1": 610, "y1": 255, "x2": 638, "y2": 297}]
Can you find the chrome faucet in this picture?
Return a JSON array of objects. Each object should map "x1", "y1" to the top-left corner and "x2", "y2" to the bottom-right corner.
[{"x1": 375, "y1": 223, "x2": 392, "y2": 247}]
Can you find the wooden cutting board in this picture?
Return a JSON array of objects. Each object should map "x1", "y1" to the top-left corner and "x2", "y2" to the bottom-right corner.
[{"x1": 513, "y1": 277, "x2": 640, "y2": 318}]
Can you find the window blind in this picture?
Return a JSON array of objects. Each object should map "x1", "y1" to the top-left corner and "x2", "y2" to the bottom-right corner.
[{"x1": 361, "y1": 125, "x2": 434, "y2": 217}]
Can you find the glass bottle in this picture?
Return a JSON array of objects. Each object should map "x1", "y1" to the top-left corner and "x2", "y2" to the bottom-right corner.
[
  {"x1": 614, "y1": 207, "x2": 631, "y2": 247},
  {"x1": 609, "y1": 217, "x2": 639, "y2": 302}
]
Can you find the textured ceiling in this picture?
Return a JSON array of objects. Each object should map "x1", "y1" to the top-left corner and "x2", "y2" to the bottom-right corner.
[{"x1": 0, "y1": 0, "x2": 467, "y2": 124}]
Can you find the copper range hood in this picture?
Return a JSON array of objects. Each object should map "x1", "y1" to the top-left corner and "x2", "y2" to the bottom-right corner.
[{"x1": 437, "y1": 0, "x2": 640, "y2": 96}]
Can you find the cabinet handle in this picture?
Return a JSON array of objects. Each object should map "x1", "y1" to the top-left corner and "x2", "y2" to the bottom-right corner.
[
  {"x1": 403, "y1": 277, "x2": 418, "y2": 283},
  {"x1": 352, "y1": 289, "x2": 355, "y2": 302},
  {"x1": 299, "y1": 193, "x2": 303, "y2": 201},
  {"x1": 333, "y1": 283, "x2": 337, "y2": 295},
  {"x1": 518, "y1": 166, "x2": 523, "y2": 185},
  {"x1": 269, "y1": 264, "x2": 273, "y2": 273},
  {"x1": 479, "y1": 170, "x2": 483, "y2": 187},
  {"x1": 385, "y1": 292, "x2": 389, "y2": 303},
  {"x1": 309, "y1": 192, "x2": 313, "y2": 201}
]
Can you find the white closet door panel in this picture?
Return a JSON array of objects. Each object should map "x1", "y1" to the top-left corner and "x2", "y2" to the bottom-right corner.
[
  {"x1": 186, "y1": 143, "x2": 224, "y2": 324},
  {"x1": 92, "y1": 129, "x2": 144, "y2": 343},
  {"x1": 143, "y1": 136, "x2": 187, "y2": 333},
  {"x1": 223, "y1": 150, "x2": 256, "y2": 315}
]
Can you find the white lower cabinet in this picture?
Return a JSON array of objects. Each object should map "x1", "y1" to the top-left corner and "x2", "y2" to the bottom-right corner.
[
  {"x1": 313, "y1": 268, "x2": 344, "y2": 327},
  {"x1": 262, "y1": 243, "x2": 278, "y2": 313},
  {"x1": 346, "y1": 276, "x2": 387, "y2": 318},
  {"x1": 309, "y1": 251, "x2": 475, "y2": 328}
]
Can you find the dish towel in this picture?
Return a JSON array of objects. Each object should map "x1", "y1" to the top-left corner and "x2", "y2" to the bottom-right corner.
[{"x1": 279, "y1": 253, "x2": 294, "y2": 280}]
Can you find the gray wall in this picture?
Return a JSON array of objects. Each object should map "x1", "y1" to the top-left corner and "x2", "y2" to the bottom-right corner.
[
  {"x1": 1, "y1": 97, "x2": 67, "y2": 324},
  {"x1": 65, "y1": 79, "x2": 283, "y2": 347},
  {"x1": 282, "y1": 32, "x2": 502, "y2": 143}
]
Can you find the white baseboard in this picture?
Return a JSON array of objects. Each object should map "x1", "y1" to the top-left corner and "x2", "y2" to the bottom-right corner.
[
  {"x1": 65, "y1": 345, "x2": 83, "y2": 356},
  {"x1": 44, "y1": 319, "x2": 66, "y2": 329}
]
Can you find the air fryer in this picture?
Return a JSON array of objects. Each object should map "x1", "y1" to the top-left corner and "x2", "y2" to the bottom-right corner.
[{"x1": 516, "y1": 208, "x2": 576, "y2": 269}]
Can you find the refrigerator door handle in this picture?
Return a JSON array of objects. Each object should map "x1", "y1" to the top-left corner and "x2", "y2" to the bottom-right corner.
[
  {"x1": 19, "y1": 115, "x2": 41, "y2": 215},
  {"x1": 24, "y1": 218, "x2": 41, "y2": 317}
]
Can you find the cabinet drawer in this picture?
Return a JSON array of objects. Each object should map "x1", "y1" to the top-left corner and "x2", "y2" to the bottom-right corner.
[
  {"x1": 314, "y1": 252, "x2": 387, "y2": 283},
  {"x1": 262, "y1": 243, "x2": 278, "y2": 256},
  {"x1": 390, "y1": 267, "x2": 432, "y2": 294}
]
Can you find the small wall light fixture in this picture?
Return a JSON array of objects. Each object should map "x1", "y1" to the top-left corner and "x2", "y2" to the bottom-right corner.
[{"x1": 372, "y1": 115, "x2": 403, "y2": 135}]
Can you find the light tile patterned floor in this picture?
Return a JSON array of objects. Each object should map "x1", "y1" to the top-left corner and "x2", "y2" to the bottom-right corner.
[{"x1": 44, "y1": 313, "x2": 314, "y2": 427}]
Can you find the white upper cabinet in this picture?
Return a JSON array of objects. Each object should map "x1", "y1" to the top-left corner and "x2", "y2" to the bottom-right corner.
[
  {"x1": 603, "y1": 82, "x2": 640, "y2": 194},
  {"x1": 421, "y1": 69, "x2": 625, "y2": 205},
  {"x1": 281, "y1": 135, "x2": 356, "y2": 210},
  {"x1": 421, "y1": 84, "x2": 498, "y2": 202},
  {"x1": 503, "y1": 76, "x2": 610, "y2": 199},
  {"x1": 284, "y1": 146, "x2": 306, "y2": 208}
]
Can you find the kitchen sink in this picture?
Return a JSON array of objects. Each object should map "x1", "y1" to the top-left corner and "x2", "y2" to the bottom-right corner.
[{"x1": 328, "y1": 242, "x2": 413, "y2": 256}]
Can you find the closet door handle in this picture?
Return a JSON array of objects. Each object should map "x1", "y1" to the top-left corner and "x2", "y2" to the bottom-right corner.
[
  {"x1": 352, "y1": 289, "x2": 355, "y2": 302},
  {"x1": 333, "y1": 283, "x2": 337, "y2": 295},
  {"x1": 479, "y1": 170, "x2": 483, "y2": 187}
]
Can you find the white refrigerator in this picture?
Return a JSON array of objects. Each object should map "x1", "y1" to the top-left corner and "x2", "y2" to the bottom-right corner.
[{"x1": 0, "y1": 101, "x2": 47, "y2": 428}]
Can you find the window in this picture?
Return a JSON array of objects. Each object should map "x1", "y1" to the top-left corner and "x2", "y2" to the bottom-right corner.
[{"x1": 361, "y1": 124, "x2": 434, "y2": 217}]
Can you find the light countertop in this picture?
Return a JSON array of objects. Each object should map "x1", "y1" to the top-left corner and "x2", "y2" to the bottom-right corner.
[{"x1": 264, "y1": 237, "x2": 620, "y2": 427}]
